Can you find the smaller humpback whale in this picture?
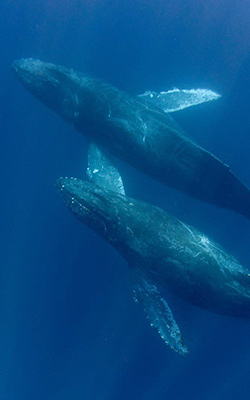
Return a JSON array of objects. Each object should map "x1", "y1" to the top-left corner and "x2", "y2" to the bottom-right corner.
[
  {"x1": 12, "y1": 58, "x2": 250, "y2": 219},
  {"x1": 56, "y1": 146, "x2": 250, "y2": 354}
]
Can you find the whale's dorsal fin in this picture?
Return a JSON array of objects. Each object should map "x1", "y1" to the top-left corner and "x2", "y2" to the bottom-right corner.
[
  {"x1": 131, "y1": 267, "x2": 188, "y2": 355},
  {"x1": 138, "y1": 88, "x2": 221, "y2": 113},
  {"x1": 87, "y1": 143, "x2": 125, "y2": 195}
]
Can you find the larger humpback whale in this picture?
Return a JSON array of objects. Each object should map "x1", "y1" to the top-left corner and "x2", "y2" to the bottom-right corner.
[
  {"x1": 13, "y1": 58, "x2": 250, "y2": 219},
  {"x1": 56, "y1": 146, "x2": 250, "y2": 355}
]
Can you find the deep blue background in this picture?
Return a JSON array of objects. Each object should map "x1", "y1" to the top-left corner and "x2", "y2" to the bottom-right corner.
[{"x1": 1, "y1": 1, "x2": 250, "y2": 399}]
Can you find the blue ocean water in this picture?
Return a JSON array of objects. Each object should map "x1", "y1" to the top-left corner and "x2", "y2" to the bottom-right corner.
[{"x1": 1, "y1": 0, "x2": 250, "y2": 399}]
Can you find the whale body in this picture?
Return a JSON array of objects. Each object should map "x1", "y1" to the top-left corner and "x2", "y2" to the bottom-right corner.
[
  {"x1": 12, "y1": 58, "x2": 250, "y2": 219},
  {"x1": 56, "y1": 146, "x2": 250, "y2": 354}
]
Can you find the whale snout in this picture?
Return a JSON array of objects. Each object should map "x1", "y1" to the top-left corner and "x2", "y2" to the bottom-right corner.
[
  {"x1": 12, "y1": 58, "x2": 30, "y2": 72},
  {"x1": 12, "y1": 58, "x2": 47, "y2": 90},
  {"x1": 12, "y1": 59, "x2": 32, "y2": 82},
  {"x1": 12, "y1": 58, "x2": 60, "y2": 89},
  {"x1": 55, "y1": 177, "x2": 95, "y2": 207},
  {"x1": 56, "y1": 177, "x2": 88, "y2": 195},
  {"x1": 12, "y1": 58, "x2": 44, "y2": 76},
  {"x1": 11, "y1": 59, "x2": 22, "y2": 73},
  {"x1": 12, "y1": 58, "x2": 72, "y2": 110}
]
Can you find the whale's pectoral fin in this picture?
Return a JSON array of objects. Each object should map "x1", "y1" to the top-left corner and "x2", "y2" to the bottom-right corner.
[
  {"x1": 87, "y1": 142, "x2": 125, "y2": 195},
  {"x1": 131, "y1": 267, "x2": 188, "y2": 355},
  {"x1": 138, "y1": 88, "x2": 221, "y2": 113}
]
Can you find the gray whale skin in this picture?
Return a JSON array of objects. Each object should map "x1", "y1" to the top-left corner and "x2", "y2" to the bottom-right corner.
[
  {"x1": 55, "y1": 147, "x2": 250, "y2": 355},
  {"x1": 12, "y1": 58, "x2": 250, "y2": 219}
]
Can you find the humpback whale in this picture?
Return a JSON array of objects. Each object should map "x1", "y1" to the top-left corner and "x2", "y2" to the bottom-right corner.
[
  {"x1": 56, "y1": 145, "x2": 250, "y2": 355},
  {"x1": 12, "y1": 58, "x2": 250, "y2": 219}
]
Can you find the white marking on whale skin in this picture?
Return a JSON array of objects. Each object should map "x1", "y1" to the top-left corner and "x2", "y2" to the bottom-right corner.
[
  {"x1": 177, "y1": 221, "x2": 239, "y2": 274},
  {"x1": 193, "y1": 252, "x2": 202, "y2": 258},
  {"x1": 179, "y1": 221, "x2": 196, "y2": 240},
  {"x1": 126, "y1": 227, "x2": 134, "y2": 236},
  {"x1": 169, "y1": 140, "x2": 189, "y2": 162}
]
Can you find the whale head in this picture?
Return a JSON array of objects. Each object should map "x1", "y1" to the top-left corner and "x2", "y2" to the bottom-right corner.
[
  {"x1": 56, "y1": 175, "x2": 167, "y2": 265},
  {"x1": 12, "y1": 58, "x2": 99, "y2": 126},
  {"x1": 56, "y1": 177, "x2": 128, "y2": 243}
]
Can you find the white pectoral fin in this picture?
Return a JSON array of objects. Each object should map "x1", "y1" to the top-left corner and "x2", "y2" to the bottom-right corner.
[
  {"x1": 87, "y1": 142, "x2": 125, "y2": 195},
  {"x1": 138, "y1": 88, "x2": 221, "y2": 113},
  {"x1": 131, "y1": 267, "x2": 188, "y2": 355}
]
